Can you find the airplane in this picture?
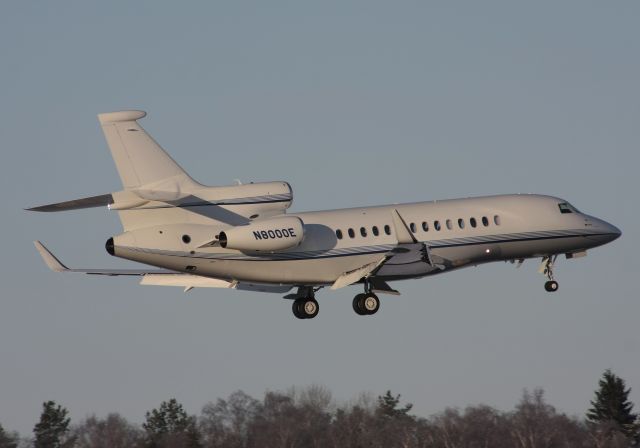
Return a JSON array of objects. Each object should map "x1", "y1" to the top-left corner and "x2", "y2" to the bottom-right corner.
[{"x1": 29, "y1": 110, "x2": 621, "y2": 319}]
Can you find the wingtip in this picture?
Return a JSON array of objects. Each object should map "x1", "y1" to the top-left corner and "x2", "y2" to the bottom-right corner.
[{"x1": 33, "y1": 241, "x2": 69, "y2": 272}]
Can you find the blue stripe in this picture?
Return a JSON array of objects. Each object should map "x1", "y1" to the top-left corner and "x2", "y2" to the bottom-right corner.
[
  {"x1": 134, "y1": 194, "x2": 293, "y2": 210},
  {"x1": 124, "y1": 229, "x2": 611, "y2": 262}
]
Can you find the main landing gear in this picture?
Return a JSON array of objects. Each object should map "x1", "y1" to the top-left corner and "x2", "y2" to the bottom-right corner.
[
  {"x1": 352, "y1": 293, "x2": 380, "y2": 315},
  {"x1": 352, "y1": 281, "x2": 380, "y2": 316},
  {"x1": 541, "y1": 255, "x2": 559, "y2": 292},
  {"x1": 292, "y1": 287, "x2": 319, "y2": 319}
]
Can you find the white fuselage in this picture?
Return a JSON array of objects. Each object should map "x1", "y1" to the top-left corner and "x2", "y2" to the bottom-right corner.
[{"x1": 111, "y1": 194, "x2": 620, "y2": 287}]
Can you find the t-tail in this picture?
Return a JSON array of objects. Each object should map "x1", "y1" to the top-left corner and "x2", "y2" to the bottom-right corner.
[{"x1": 28, "y1": 111, "x2": 293, "y2": 231}]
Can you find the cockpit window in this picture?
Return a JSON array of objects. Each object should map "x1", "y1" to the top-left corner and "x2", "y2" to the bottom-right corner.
[{"x1": 558, "y1": 202, "x2": 580, "y2": 214}]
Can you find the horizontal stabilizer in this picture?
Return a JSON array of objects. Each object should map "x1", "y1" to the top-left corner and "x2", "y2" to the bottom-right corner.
[{"x1": 28, "y1": 194, "x2": 113, "y2": 212}]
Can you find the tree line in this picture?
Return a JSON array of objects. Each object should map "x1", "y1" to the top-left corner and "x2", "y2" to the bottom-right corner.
[{"x1": 0, "y1": 369, "x2": 637, "y2": 448}]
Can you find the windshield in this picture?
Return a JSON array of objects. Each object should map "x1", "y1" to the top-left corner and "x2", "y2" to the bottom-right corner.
[{"x1": 558, "y1": 202, "x2": 580, "y2": 214}]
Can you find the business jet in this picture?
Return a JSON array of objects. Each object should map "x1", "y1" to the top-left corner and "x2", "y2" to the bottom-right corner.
[{"x1": 29, "y1": 111, "x2": 621, "y2": 319}]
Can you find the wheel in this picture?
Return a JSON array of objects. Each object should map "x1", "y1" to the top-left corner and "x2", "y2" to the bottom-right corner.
[
  {"x1": 544, "y1": 280, "x2": 559, "y2": 292},
  {"x1": 362, "y1": 293, "x2": 380, "y2": 315},
  {"x1": 352, "y1": 294, "x2": 367, "y2": 315},
  {"x1": 295, "y1": 298, "x2": 319, "y2": 319},
  {"x1": 303, "y1": 298, "x2": 319, "y2": 318}
]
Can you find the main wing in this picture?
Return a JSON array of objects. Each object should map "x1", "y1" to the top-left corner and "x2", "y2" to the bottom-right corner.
[{"x1": 34, "y1": 241, "x2": 291, "y2": 293}]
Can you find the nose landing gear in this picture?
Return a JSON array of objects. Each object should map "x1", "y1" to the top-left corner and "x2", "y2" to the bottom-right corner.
[
  {"x1": 540, "y1": 256, "x2": 559, "y2": 292},
  {"x1": 544, "y1": 280, "x2": 559, "y2": 292}
]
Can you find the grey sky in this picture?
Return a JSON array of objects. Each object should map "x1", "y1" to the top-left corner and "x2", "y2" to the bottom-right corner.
[{"x1": 1, "y1": 0, "x2": 638, "y2": 435}]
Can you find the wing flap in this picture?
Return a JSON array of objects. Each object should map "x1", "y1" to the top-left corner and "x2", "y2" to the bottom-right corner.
[
  {"x1": 140, "y1": 274, "x2": 234, "y2": 288},
  {"x1": 330, "y1": 257, "x2": 388, "y2": 290}
]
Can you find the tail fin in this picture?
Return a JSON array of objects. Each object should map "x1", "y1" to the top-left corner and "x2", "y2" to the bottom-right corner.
[{"x1": 98, "y1": 111, "x2": 199, "y2": 191}]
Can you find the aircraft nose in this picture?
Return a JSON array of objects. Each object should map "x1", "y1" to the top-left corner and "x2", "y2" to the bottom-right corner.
[
  {"x1": 584, "y1": 217, "x2": 621, "y2": 247},
  {"x1": 605, "y1": 222, "x2": 622, "y2": 241},
  {"x1": 595, "y1": 219, "x2": 621, "y2": 244}
]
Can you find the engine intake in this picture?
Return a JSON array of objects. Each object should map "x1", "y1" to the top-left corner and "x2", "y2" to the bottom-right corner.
[{"x1": 219, "y1": 216, "x2": 304, "y2": 252}]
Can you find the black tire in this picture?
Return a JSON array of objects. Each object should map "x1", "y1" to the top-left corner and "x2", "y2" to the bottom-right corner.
[
  {"x1": 292, "y1": 299, "x2": 306, "y2": 319},
  {"x1": 352, "y1": 294, "x2": 367, "y2": 315},
  {"x1": 544, "y1": 280, "x2": 559, "y2": 292}
]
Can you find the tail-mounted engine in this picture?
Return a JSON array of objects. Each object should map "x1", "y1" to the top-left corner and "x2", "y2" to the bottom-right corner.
[{"x1": 219, "y1": 216, "x2": 304, "y2": 252}]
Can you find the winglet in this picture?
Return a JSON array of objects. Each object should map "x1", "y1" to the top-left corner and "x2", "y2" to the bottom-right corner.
[
  {"x1": 34, "y1": 241, "x2": 69, "y2": 272},
  {"x1": 391, "y1": 209, "x2": 418, "y2": 244}
]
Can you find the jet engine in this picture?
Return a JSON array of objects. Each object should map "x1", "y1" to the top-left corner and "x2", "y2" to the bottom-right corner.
[{"x1": 219, "y1": 216, "x2": 304, "y2": 252}]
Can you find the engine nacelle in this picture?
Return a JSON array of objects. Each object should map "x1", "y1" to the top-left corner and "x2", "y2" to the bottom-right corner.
[{"x1": 219, "y1": 216, "x2": 304, "y2": 252}]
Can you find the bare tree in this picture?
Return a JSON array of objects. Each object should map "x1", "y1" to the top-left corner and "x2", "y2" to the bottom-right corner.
[
  {"x1": 200, "y1": 390, "x2": 260, "y2": 448},
  {"x1": 71, "y1": 413, "x2": 143, "y2": 448},
  {"x1": 428, "y1": 405, "x2": 511, "y2": 448},
  {"x1": 328, "y1": 405, "x2": 376, "y2": 448},
  {"x1": 508, "y1": 388, "x2": 588, "y2": 448}
]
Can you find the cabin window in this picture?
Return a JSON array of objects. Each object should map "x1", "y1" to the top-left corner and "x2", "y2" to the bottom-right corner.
[
  {"x1": 384, "y1": 224, "x2": 391, "y2": 235},
  {"x1": 360, "y1": 227, "x2": 367, "y2": 237},
  {"x1": 446, "y1": 219, "x2": 453, "y2": 230},
  {"x1": 482, "y1": 216, "x2": 489, "y2": 227},
  {"x1": 348, "y1": 228, "x2": 355, "y2": 238},
  {"x1": 422, "y1": 221, "x2": 429, "y2": 231},
  {"x1": 470, "y1": 217, "x2": 477, "y2": 228},
  {"x1": 410, "y1": 222, "x2": 416, "y2": 233},
  {"x1": 182, "y1": 235, "x2": 191, "y2": 244},
  {"x1": 494, "y1": 215, "x2": 501, "y2": 225},
  {"x1": 434, "y1": 220, "x2": 441, "y2": 231},
  {"x1": 372, "y1": 226, "x2": 379, "y2": 236},
  {"x1": 458, "y1": 218, "x2": 465, "y2": 229},
  {"x1": 336, "y1": 229, "x2": 343, "y2": 240}
]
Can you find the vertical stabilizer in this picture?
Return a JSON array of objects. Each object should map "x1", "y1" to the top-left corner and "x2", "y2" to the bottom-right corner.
[{"x1": 98, "y1": 111, "x2": 199, "y2": 191}]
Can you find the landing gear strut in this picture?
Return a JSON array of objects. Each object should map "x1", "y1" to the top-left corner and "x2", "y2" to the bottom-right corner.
[
  {"x1": 292, "y1": 287, "x2": 319, "y2": 319},
  {"x1": 352, "y1": 281, "x2": 380, "y2": 316},
  {"x1": 541, "y1": 256, "x2": 559, "y2": 292}
]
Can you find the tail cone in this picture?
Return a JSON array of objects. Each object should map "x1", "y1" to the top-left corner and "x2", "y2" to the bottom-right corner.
[{"x1": 105, "y1": 237, "x2": 115, "y2": 256}]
